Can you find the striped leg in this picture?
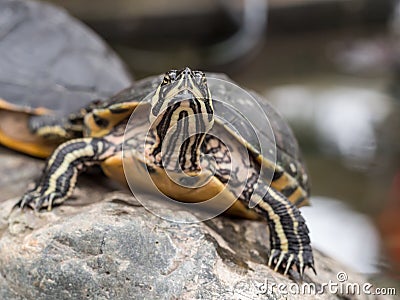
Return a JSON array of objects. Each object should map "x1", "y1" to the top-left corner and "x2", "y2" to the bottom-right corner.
[
  {"x1": 18, "y1": 137, "x2": 114, "y2": 211},
  {"x1": 28, "y1": 115, "x2": 70, "y2": 139},
  {"x1": 252, "y1": 186, "x2": 315, "y2": 277}
]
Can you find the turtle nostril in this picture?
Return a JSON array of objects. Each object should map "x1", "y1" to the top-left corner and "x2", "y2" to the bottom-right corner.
[{"x1": 182, "y1": 67, "x2": 192, "y2": 75}]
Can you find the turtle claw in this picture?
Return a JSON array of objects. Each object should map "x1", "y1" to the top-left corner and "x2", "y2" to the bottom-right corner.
[
  {"x1": 268, "y1": 248, "x2": 315, "y2": 278},
  {"x1": 17, "y1": 190, "x2": 62, "y2": 211},
  {"x1": 17, "y1": 190, "x2": 38, "y2": 210}
]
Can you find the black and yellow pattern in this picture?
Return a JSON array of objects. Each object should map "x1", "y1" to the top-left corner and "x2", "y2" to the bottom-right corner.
[
  {"x1": 16, "y1": 68, "x2": 315, "y2": 277},
  {"x1": 149, "y1": 68, "x2": 214, "y2": 172},
  {"x1": 18, "y1": 138, "x2": 115, "y2": 210},
  {"x1": 252, "y1": 186, "x2": 314, "y2": 276}
]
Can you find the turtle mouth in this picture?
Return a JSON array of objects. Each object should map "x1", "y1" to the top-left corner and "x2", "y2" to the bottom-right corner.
[{"x1": 166, "y1": 87, "x2": 211, "y2": 108}]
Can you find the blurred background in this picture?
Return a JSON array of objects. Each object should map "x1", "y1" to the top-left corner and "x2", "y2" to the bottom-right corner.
[{"x1": 43, "y1": 0, "x2": 399, "y2": 285}]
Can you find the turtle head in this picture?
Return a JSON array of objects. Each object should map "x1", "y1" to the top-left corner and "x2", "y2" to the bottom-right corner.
[
  {"x1": 149, "y1": 67, "x2": 214, "y2": 172},
  {"x1": 150, "y1": 67, "x2": 214, "y2": 125}
]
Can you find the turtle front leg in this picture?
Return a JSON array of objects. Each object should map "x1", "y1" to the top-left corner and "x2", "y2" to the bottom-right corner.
[
  {"x1": 28, "y1": 101, "x2": 103, "y2": 140},
  {"x1": 18, "y1": 137, "x2": 114, "y2": 211},
  {"x1": 28, "y1": 115, "x2": 71, "y2": 140},
  {"x1": 251, "y1": 186, "x2": 315, "y2": 277}
]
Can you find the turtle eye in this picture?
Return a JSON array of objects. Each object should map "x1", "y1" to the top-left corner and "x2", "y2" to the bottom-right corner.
[
  {"x1": 162, "y1": 70, "x2": 177, "y2": 85},
  {"x1": 193, "y1": 71, "x2": 203, "y2": 78},
  {"x1": 168, "y1": 70, "x2": 177, "y2": 80},
  {"x1": 192, "y1": 70, "x2": 205, "y2": 85}
]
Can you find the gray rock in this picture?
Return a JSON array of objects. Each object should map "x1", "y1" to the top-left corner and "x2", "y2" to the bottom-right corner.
[{"x1": 0, "y1": 151, "x2": 384, "y2": 300}]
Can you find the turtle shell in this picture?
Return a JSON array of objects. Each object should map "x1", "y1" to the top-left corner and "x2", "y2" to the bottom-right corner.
[
  {"x1": 0, "y1": 0, "x2": 131, "y2": 116},
  {"x1": 92, "y1": 73, "x2": 310, "y2": 204},
  {"x1": 206, "y1": 75, "x2": 310, "y2": 202},
  {"x1": 0, "y1": 0, "x2": 132, "y2": 157}
]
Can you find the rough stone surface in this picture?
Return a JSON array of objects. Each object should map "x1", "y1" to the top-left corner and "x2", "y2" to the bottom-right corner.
[{"x1": 0, "y1": 149, "x2": 387, "y2": 300}]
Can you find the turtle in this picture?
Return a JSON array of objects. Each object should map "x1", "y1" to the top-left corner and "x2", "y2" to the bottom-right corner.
[
  {"x1": 17, "y1": 67, "x2": 315, "y2": 277},
  {"x1": 0, "y1": 0, "x2": 131, "y2": 158}
]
